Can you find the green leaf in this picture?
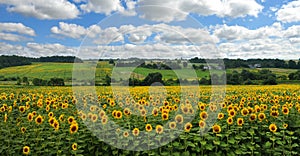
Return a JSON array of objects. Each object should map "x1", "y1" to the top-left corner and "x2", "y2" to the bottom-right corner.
[
  {"x1": 228, "y1": 138, "x2": 235, "y2": 144},
  {"x1": 264, "y1": 141, "x2": 272, "y2": 148},
  {"x1": 205, "y1": 144, "x2": 214, "y2": 151},
  {"x1": 182, "y1": 151, "x2": 190, "y2": 156},
  {"x1": 292, "y1": 143, "x2": 299, "y2": 148},
  {"x1": 200, "y1": 140, "x2": 207, "y2": 146},
  {"x1": 213, "y1": 140, "x2": 220, "y2": 145}
]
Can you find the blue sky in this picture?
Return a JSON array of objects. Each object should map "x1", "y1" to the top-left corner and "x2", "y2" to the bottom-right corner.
[{"x1": 0, "y1": 0, "x2": 300, "y2": 59}]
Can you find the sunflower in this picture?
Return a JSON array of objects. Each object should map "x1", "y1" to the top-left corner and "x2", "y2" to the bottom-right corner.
[
  {"x1": 59, "y1": 114, "x2": 64, "y2": 122},
  {"x1": 99, "y1": 110, "x2": 106, "y2": 118},
  {"x1": 249, "y1": 113, "x2": 256, "y2": 122},
  {"x1": 46, "y1": 105, "x2": 50, "y2": 112},
  {"x1": 140, "y1": 109, "x2": 147, "y2": 116},
  {"x1": 101, "y1": 117, "x2": 108, "y2": 125},
  {"x1": 282, "y1": 107, "x2": 289, "y2": 115},
  {"x1": 68, "y1": 116, "x2": 75, "y2": 124},
  {"x1": 258, "y1": 113, "x2": 266, "y2": 122},
  {"x1": 237, "y1": 118, "x2": 244, "y2": 126},
  {"x1": 241, "y1": 108, "x2": 248, "y2": 116},
  {"x1": 161, "y1": 113, "x2": 169, "y2": 120},
  {"x1": 21, "y1": 127, "x2": 26, "y2": 133},
  {"x1": 169, "y1": 122, "x2": 176, "y2": 129},
  {"x1": 248, "y1": 107, "x2": 253, "y2": 114},
  {"x1": 145, "y1": 124, "x2": 153, "y2": 132},
  {"x1": 123, "y1": 131, "x2": 129, "y2": 137},
  {"x1": 26, "y1": 113, "x2": 33, "y2": 122},
  {"x1": 19, "y1": 106, "x2": 26, "y2": 113},
  {"x1": 132, "y1": 128, "x2": 140, "y2": 136},
  {"x1": 199, "y1": 104, "x2": 206, "y2": 111},
  {"x1": 72, "y1": 143, "x2": 77, "y2": 151},
  {"x1": 270, "y1": 111, "x2": 279, "y2": 118},
  {"x1": 81, "y1": 113, "x2": 87, "y2": 121},
  {"x1": 69, "y1": 123, "x2": 79, "y2": 134},
  {"x1": 152, "y1": 108, "x2": 159, "y2": 116},
  {"x1": 199, "y1": 120, "x2": 206, "y2": 128},
  {"x1": 23, "y1": 146, "x2": 30, "y2": 155},
  {"x1": 173, "y1": 105, "x2": 178, "y2": 111},
  {"x1": 228, "y1": 110, "x2": 236, "y2": 117},
  {"x1": 212, "y1": 124, "x2": 221, "y2": 133},
  {"x1": 217, "y1": 113, "x2": 224, "y2": 120},
  {"x1": 181, "y1": 105, "x2": 189, "y2": 114},
  {"x1": 283, "y1": 123, "x2": 288, "y2": 129},
  {"x1": 184, "y1": 122, "x2": 192, "y2": 132},
  {"x1": 62, "y1": 103, "x2": 68, "y2": 109},
  {"x1": 32, "y1": 111, "x2": 37, "y2": 116},
  {"x1": 227, "y1": 117, "x2": 234, "y2": 125},
  {"x1": 35, "y1": 115, "x2": 43, "y2": 125},
  {"x1": 48, "y1": 117, "x2": 55, "y2": 126},
  {"x1": 123, "y1": 108, "x2": 131, "y2": 116},
  {"x1": 53, "y1": 120, "x2": 59, "y2": 131},
  {"x1": 48, "y1": 112, "x2": 54, "y2": 118},
  {"x1": 156, "y1": 125, "x2": 164, "y2": 134},
  {"x1": 115, "y1": 111, "x2": 122, "y2": 119},
  {"x1": 269, "y1": 123, "x2": 277, "y2": 133},
  {"x1": 221, "y1": 103, "x2": 226, "y2": 109},
  {"x1": 91, "y1": 114, "x2": 98, "y2": 122},
  {"x1": 200, "y1": 111, "x2": 208, "y2": 120},
  {"x1": 210, "y1": 105, "x2": 217, "y2": 112},
  {"x1": 175, "y1": 114, "x2": 184, "y2": 124}
]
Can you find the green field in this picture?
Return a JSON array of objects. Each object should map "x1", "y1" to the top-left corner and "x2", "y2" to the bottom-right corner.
[{"x1": 0, "y1": 62, "x2": 298, "y2": 84}]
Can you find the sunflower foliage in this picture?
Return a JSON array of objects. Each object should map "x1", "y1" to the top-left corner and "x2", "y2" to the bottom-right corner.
[{"x1": 0, "y1": 85, "x2": 300, "y2": 155}]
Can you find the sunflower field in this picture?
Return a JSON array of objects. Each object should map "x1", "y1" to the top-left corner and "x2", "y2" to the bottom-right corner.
[{"x1": 1, "y1": 85, "x2": 300, "y2": 155}]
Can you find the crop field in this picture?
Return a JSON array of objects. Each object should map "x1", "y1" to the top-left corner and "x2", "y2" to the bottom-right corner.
[
  {"x1": 1, "y1": 62, "x2": 296, "y2": 84},
  {"x1": 1, "y1": 85, "x2": 300, "y2": 155}
]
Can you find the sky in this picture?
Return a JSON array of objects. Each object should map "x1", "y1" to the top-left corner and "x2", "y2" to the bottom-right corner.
[{"x1": 0, "y1": 0, "x2": 300, "y2": 59}]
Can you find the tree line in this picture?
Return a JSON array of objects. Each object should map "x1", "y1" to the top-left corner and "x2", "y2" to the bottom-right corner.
[
  {"x1": 126, "y1": 69, "x2": 282, "y2": 86},
  {"x1": 189, "y1": 57, "x2": 300, "y2": 69},
  {"x1": 0, "y1": 55, "x2": 83, "y2": 69}
]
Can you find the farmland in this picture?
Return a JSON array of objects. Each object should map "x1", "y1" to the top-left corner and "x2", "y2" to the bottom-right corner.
[{"x1": 0, "y1": 61, "x2": 298, "y2": 85}]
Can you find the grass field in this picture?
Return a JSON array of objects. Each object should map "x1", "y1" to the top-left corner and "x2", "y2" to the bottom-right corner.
[{"x1": 0, "y1": 62, "x2": 298, "y2": 83}]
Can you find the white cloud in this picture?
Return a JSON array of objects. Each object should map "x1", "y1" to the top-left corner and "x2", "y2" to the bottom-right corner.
[
  {"x1": 0, "y1": 0, "x2": 80, "y2": 20},
  {"x1": 137, "y1": 0, "x2": 263, "y2": 22},
  {"x1": 120, "y1": 0, "x2": 137, "y2": 16},
  {"x1": 283, "y1": 25, "x2": 300, "y2": 38},
  {"x1": 0, "y1": 23, "x2": 36, "y2": 36},
  {"x1": 0, "y1": 22, "x2": 35, "y2": 42},
  {"x1": 218, "y1": 38, "x2": 298, "y2": 59},
  {"x1": 213, "y1": 23, "x2": 283, "y2": 41},
  {"x1": 269, "y1": 7, "x2": 278, "y2": 12},
  {"x1": 51, "y1": 23, "x2": 217, "y2": 45},
  {"x1": 214, "y1": 23, "x2": 300, "y2": 59},
  {"x1": 25, "y1": 42, "x2": 77, "y2": 57},
  {"x1": 0, "y1": 33, "x2": 31, "y2": 42},
  {"x1": 80, "y1": 0, "x2": 124, "y2": 15},
  {"x1": 276, "y1": 0, "x2": 300, "y2": 23}
]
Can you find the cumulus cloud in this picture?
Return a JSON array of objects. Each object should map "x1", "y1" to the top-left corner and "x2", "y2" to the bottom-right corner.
[
  {"x1": 51, "y1": 23, "x2": 217, "y2": 45},
  {"x1": 80, "y1": 0, "x2": 124, "y2": 15},
  {"x1": 137, "y1": 0, "x2": 263, "y2": 22},
  {"x1": 214, "y1": 23, "x2": 300, "y2": 59},
  {"x1": 0, "y1": 42, "x2": 78, "y2": 57},
  {"x1": 0, "y1": 23, "x2": 36, "y2": 36},
  {"x1": 213, "y1": 23, "x2": 283, "y2": 41},
  {"x1": 276, "y1": 0, "x2": 300, "y2": 23},
  {"x1": 0, "y1": 0, "x2": 80, "y2": 20},
  {"x1": 0, "y1": 22, "x2": 36, "y2": 42}
]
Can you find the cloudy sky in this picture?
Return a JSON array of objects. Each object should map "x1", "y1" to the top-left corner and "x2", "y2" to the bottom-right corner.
[{"x1": 0, "y1": 0, "x2": 300, "y2": 59}]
